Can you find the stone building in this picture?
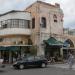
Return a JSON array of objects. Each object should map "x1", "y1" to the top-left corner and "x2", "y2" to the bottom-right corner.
[
  {"x1": 0, "y1": 1, "x2": 75, "y2": 63},
  {"x1": 26, "y1": 1, "x2": 64, "y2": 58},
  {"x1": 26, "y1": 1, "x2": 75, "y2": 59},
  {"x1": 0, "y1": 10, "x2": 32, "y2": 63}
]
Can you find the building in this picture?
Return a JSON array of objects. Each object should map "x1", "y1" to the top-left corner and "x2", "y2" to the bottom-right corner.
[
  {"x1": 0, "y1": 1, "x2": 75, "y2": 63},
  {"x1": 64, "y1": 28, "x2": 75, "y2": 35},
  {"x1": 26, "y1": 1, "x2": 64, "y2": 59},
  {"x1": 0, "y1": 10, "x2": 32, "y2": 63}
]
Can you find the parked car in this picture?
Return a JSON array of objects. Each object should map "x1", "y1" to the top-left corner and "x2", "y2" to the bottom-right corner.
[{"x1": 13, "y1": 56, "x2": 48, "y2": 69}]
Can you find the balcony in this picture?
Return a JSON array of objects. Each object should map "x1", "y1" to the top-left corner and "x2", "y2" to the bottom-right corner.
[{"x1": 0, "y1": 28, "x2": 31, "y2": 36}]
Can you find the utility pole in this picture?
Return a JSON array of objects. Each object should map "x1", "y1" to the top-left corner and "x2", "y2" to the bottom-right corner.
[
  {"x1": 36, "y1": 0, "x2": 44, "y2": 56},
  {"x1": 49, "y1": 12, "x2": 51, "y2": 37}
]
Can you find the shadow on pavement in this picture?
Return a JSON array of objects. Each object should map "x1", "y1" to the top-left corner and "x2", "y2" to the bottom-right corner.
[{"x1": 0, "y1": 70, "x2": 6, "y2": 73}]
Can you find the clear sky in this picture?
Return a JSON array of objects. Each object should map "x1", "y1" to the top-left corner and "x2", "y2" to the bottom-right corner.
[{"x1": 0, "y1": 0, "x2": 75, "y2": 29}]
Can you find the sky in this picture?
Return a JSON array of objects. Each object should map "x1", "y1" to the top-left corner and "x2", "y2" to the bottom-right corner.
[{"x1": 0, "y1": 0, "x2": 75, "y2": 29}]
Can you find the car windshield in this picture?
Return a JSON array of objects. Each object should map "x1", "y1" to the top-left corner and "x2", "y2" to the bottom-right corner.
[
  {"x1": 21, "y1": 56, "x2": 45, "y2": 61},
  {"x1": 27, "y1": 56, "x2": 34, "y2": 61},
  {"x1": 34, "y1": 56, "x2": 40, "y2": 60}
]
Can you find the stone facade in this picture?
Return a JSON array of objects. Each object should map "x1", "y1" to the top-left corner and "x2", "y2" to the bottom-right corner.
[
  {"x1": 0, "y1": 11, "x2": 32, "y2": 63},
  {"x1": 0, "y1": 11, "x2": 31, "y2": 46},
  {"x1": 0, "y1": 1, "x2": 75, "y2": 62},
  {"x1": 26, "y1": 1, "x2": 64, "y2": 55}
]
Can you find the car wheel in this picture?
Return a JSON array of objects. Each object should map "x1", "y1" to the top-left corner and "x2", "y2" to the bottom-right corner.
[
  {"x1": 19, "y1": 64, "x2": 24, "y2": 69},
  {"x1": 41, "y1": 63, "x2": 46, "y2": 68}
]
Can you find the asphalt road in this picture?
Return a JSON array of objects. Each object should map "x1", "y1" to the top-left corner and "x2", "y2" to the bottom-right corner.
[{"x1": 1, "y1": 65, "x2": 75, "y2": 75}]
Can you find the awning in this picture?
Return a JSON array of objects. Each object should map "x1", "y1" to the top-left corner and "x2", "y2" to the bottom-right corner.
[
  {"x1": 44, "y1": 37, "x2": 63, "y2": 46},
  {"x1": 7, "y1": 46, "x2": 20, "y2": 51},
  {"x1": 0, "y1": 46, "x2": 20, "y2": 51},
  {"x1": 0, "y1": 45, "x2": 32, "y2": 51},
  {"x1": 0, "y1": 46, "x2": 6, "y2": 51}
]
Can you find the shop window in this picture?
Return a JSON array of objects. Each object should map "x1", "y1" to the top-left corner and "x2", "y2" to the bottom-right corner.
[
  {"x1": 32, "y1": 18, "x2": 35, "y2": 29},
  {"x1": 41, "y1": 17, "x2": 46, "y2": 28}
]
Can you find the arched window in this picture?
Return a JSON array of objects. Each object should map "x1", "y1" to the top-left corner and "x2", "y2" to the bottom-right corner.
[
  {"x1": 41, "y1": 17, "x2": 46, "y2": 28},
  {"x1": 53, "y1": 14, "x2": 57, "y2": 22},
  {"x1": 64, "y1": 39, "x2": 74, "y2": 47}
]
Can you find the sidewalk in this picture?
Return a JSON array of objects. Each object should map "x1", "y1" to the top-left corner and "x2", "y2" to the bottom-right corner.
[{"x1": 49, "y1": 63, "x2": 75, "y2": 70}]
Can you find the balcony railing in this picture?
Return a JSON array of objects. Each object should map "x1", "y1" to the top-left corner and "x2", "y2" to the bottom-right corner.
[{"x1": 0, "y1": 28, "x2": 31, "y2": 36}]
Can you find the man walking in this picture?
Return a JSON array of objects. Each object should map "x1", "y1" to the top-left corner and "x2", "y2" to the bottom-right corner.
[{"x1": 68, "y1": 52, "x2": 75, "y2": 69}]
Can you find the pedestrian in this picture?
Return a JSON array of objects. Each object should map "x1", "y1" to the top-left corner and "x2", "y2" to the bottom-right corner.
[{"x1": 67, "y1": 53, "x2": 75, "y2": 69}]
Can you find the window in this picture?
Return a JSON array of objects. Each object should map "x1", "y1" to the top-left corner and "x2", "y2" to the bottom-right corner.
[
  {"x1": 61, "y1": 16, "x2": 63, "y2": 22},
  {"x1": 7, "y1": 20, "x2": 12, "y2": 28},
  {"x1": 19, "y1": 20, "x2": 30, "y2": 28},
  {"x1": 19, "y1": 19, "x2": 25, "y2": 28},
  {"x1": 18, "y1": 41, "x2": 23, "y2": 44},
  {"x1": 11, "y1": 19, "x2": 19, "y2": 28},
  {"x1": 2, "y1": 24, "x2": 7, "y2": 28},
  {"x1": 27, "y1": 57, "x2": 34, "y2": 61},
  {"x1": 61, "y1": 19, "x2": 63, "y2": 22},
  {"x1": 24, "y1": 20, "x2": 30, "y2": 28},
  {"x1": 1, "y1": 19, "x2": 30, "y2": 29},
  {"x1": 53, "y1": 14, "x2": 57, "y2": 22},
  {"x1": 0, "y1": 38, "x2": 3, "y2": 42},
  {"x1": 28, "y1": 39, "x2": 32, "y2": 45},
  {"x1": 41, "y1": 17, "x2": 46, "y2": 28},
  {"x1": 27, "y1": 20, "x2": 30, "y2": 28},
  {"x1": 1, "y1": 21, "x2": 8, "y2": 28},
  {"x1": 32, "y1": 18, "x2": 35, "y2": 29}
]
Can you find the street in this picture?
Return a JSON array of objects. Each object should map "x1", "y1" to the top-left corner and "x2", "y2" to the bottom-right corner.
[{"x1": 1, "y1": 64, "x2": 75, "y2": 75}]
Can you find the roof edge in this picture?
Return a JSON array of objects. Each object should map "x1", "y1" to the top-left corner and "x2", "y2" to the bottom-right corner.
[
  {"x1": 0, "y1": 10, "x2": 31, "y2": 17},
  {"x1": 26, "y1": 1, "x2": 60, "y2": 10}
]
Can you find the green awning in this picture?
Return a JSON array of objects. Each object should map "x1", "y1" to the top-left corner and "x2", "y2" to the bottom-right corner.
[
  {"x1": 44, "y1": 37, "x2": 63, "y2": 46},
  {"x1": 0, "y1": 46, "x2": 6, "y2": 51},
  {"x1": 0, "y1": 46, "x2": 20, "y2": 51},
  {"x1": 6, "y1": 46, "x2": 20, "y2": 51},
  {"x1": 0, "y1": 45, "x2": 32, "y2": 51}
]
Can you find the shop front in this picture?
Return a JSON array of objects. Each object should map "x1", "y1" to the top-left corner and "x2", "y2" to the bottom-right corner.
[
  {"x1": 44, "y1": 37, "x2": 63, "y2": 61},
  {"x1": 0, "y1": 45, "x2": 32, "y2": 64}
]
